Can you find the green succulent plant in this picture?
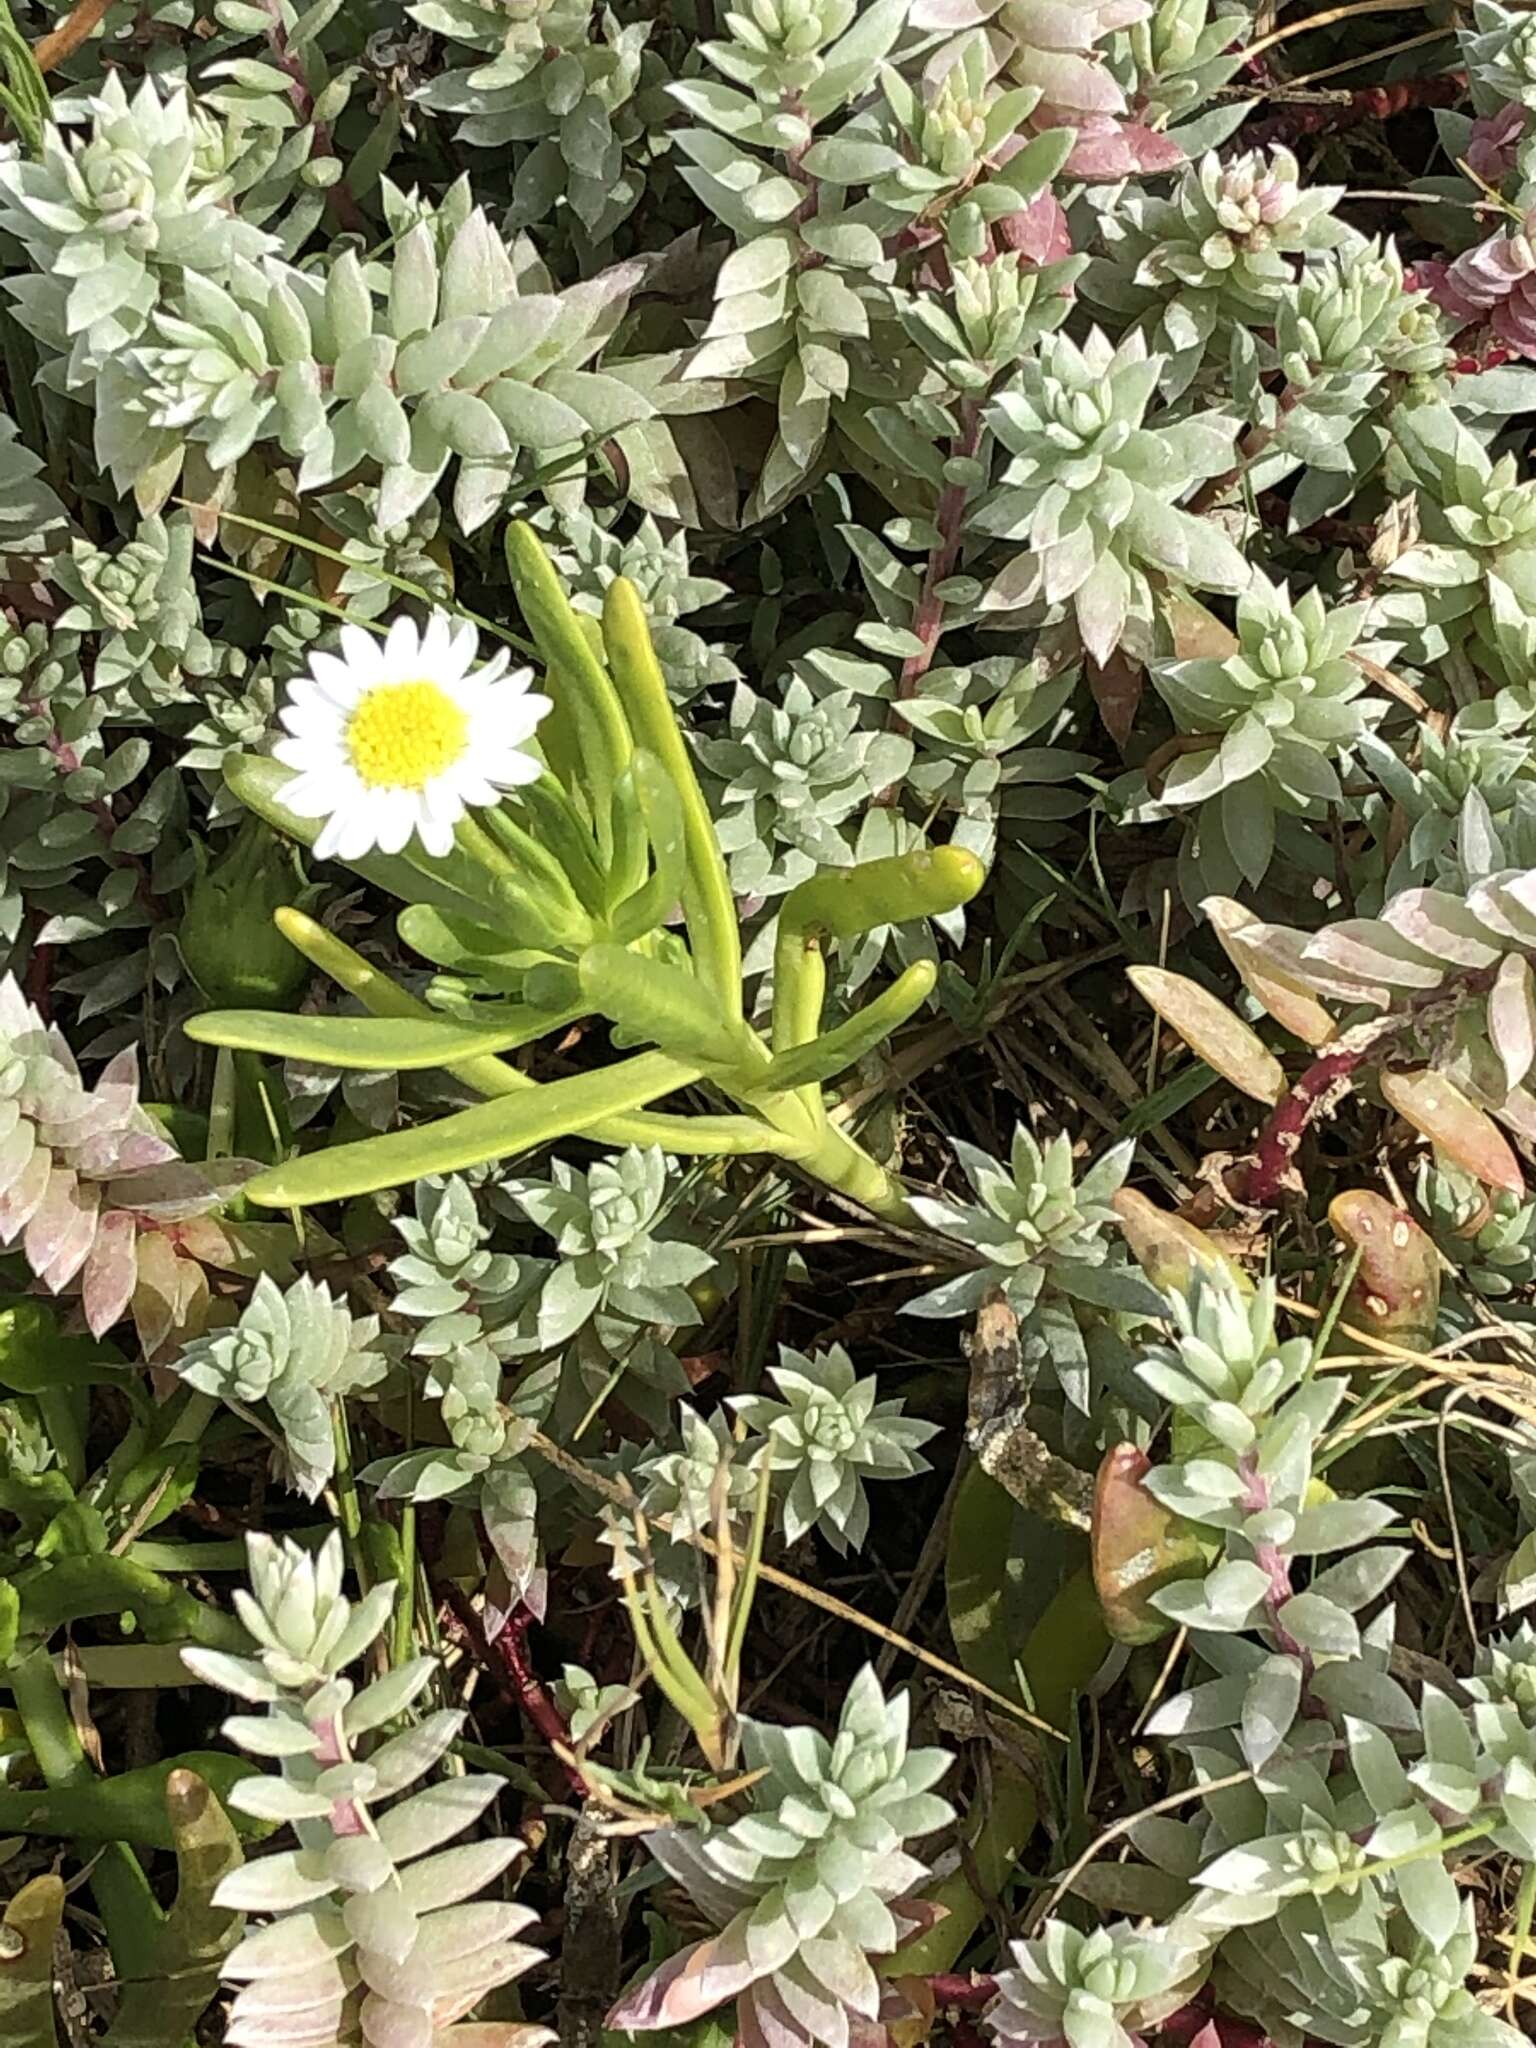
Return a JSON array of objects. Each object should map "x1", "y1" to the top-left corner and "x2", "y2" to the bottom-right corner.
[
  {"x1": 978, "y1": 327, "x2": 1248, "y2": 662},
  {"x1": 186, "y1": 1532, "x2": 551, "y2": 2048},
  {"x1": 699, "y1": 680, "x2": 914, "y2": 897},
  {"x1": 172, "y1": 1273, "x2": 390, "y2": 1498},
  {"x1": 986, "y1": 1921, "x2": 1200, "y2": 2048},
  {"x1": 1148, "y1": 572, "x2": 1383, "y2": 894},
  {"x1": 730, "y1": 1343, "x2": 939, "y2": 1552},
  {"x1": 499, "y1": 1145, "x2": 716, "y2": 1347},
  {"x1": 608, "y1": 1666, "x2": 955, "y2": 2048}
]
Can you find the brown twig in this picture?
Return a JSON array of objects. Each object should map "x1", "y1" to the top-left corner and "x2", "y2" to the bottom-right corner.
[
  {"x1": 33, "y1": 0, "x2": 112, "y2": 71},
  {"x1": 1241, "y1": 70, "x2": 1466, "y2": 149}
]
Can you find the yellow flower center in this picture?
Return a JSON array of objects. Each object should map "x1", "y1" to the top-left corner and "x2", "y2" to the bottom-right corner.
[{"x1": 345, "y1": 681, "x2": 469, "y2": 791}]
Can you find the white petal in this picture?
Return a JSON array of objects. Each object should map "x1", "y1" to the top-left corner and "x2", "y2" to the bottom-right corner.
[
  {"x1": 416, "y1": 808, "x2": 457, "y2": 858},
  {"x1": 420, "y1": 613, "x2": 455, "y2": 670},
  {"x1": 337, "y1": 625, "x2": 386, "y2": 677},
  {"x1": 313, "y1": 813, "x2": 346, "y2": 859},
  {"x1": 374, "y1": 791, "x2": 419, "y2": 855},
  {"x1": 383, "y1": 614, "x2": 422, "y2": 673}
]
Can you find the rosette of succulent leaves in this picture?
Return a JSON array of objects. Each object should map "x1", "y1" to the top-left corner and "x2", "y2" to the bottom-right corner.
[
  {"x1": 170, "y1": 1271, "x2": 392, "y2": 1499},
  {"x1": 1181, "y1": 791, "x2": 1536, "y2": 1166},
  {"x1": 970, "y1": 1264, "x2": 1533, "y2": 2048},
  {"x1": 608, "y1": 1665, "x2": 956, "y2": 2048},
  {"x1": 184, "y1": 1531, "x2": 549, "y2": 2048},
  {"x1": 904, "y1": 1125, "x2": 1164, "y2": 1422},
  {"x1": 1131, "y1": 572, "x2": 1394, "y2": 903},
  {"x1": 729, "y1": 1341, "x2": 940, "y2": 1552}
]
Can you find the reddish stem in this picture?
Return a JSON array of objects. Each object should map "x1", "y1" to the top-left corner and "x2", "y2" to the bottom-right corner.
[
  {"x1": 260, "y1": 0, "x2": 367, "y2": 237},
  {"x1": 441, "y1": 1581, "x2": 587, "y2": 1798},
  {"x1": 1235, "y1": 1045, "x2": 1367, "y2": 1209},
  {"x1": 1242, "y1": 71, "x2": 1466, "y2": 151},
  {"x1": 898, "y1": 399, "x2": 984, "y2": 701},
  {"x1": 21, "y1": 698, "x2": 163, "y2": 924},
  {"x1": 926, "y1": 1974, "x2": 997, "y2": 2011}
]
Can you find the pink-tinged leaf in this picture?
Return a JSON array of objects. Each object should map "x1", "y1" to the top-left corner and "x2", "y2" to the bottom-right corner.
[
  {"x1": 1379, "y1": 1069, "x2": 1525, "y2": 1195},
  {"x1": 1064, "y1": 115, "x2": 1186, "y2": 178},
  {"x1": 1381, "y1": 887, "x2": 1503, "y2": 971},
  {"x1": 1490, "y1": 950, "x2": 1536, "y2": 1092},
  {"x1": 1204, "y1": 899, "x2": 1337, "y2": 1048},
  {"x1": 0, "y1": 1146, "x2": 55, "y2": 1243},
  {"x1": 1327, "y1": 1190, "x2": 1440, "y2": 1352},
  {"x1": 740, "y1": 1976, "x2": 817, "y2": 2048},
  {"x1": 131, "y1": 1229, "x2": 209, "y2": 1359},
  {"x1": 1014, "y1": 52, "x2": 1129, "y2": 118},
  {"x1": 24, "y1": 1166, "x2": 86, "y2": 1289},
  {"x1": 606, "y1": 1930, "x2": 758, "y2": 2032},
  {"x1": 1303, "y1": 921, "x2": 1443, "y2": 995},
  {"x1": 994, "y1": 190, "x2": 1074, "y2": 266},
  {"x1": 908, "y1": 0, "x2": 996, "y2": 24},
  {"x1": 1092, "y1": 1445, "x2": 1215, "y2": 1645},
  {"x1": 1128, "y1": 965, "x2": 1285, "y2": 1104},
  {"x1": 81, "y1": 1208, "x2": 137, "y2": 1336},
  {"x1": 1110, "y1": 1189, "x2": 1251, "y2": 1299}
]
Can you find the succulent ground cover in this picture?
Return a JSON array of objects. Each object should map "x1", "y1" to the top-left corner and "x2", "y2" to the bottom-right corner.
[{"x1": 9, "y1": 2, "x2": 1536, "y2": 2046}]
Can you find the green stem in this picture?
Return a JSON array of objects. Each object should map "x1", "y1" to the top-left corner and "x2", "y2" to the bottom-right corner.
[
  {"x1": 207, "y1": 1045, "x2": 237, "y2": 1160},
  {"x1": 8, "y1": 1645, "x2": 84, "y2": 1786},
  {"x1": 7, "y1": 1646, "x2": 164, "y2": 1971},
  {"x1": 391, "y1": 1503, "x2": 417, "y2": 1669},
  {"x1": 19, "y1": 1556, "x2": 249, "y2": 1652},
  {"x1": 1359, "y1": 1817, "x2": 1496, "y2": 1880},
  {"x1": 1509, "y1": 1860, "x2": 1536, "y2": 2011},
  {"x1": 270, "y1": 908, "x2": 705, "y2": 1148},
  {"x1": 331, "y1": 1400, "x2": 369, "y2": 1593}
]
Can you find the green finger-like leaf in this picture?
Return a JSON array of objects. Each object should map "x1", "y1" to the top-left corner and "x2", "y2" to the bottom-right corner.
[
  {"x1": 608, "y1": 750, "x2": 687, "y2": 944},
  {"x1": 100, "y1": 1771, "x2": 243, "y2": 2048},
  {"x1": 503, "y1": 520, "x2": 632, "y2": 827},
  {"x1": 245, "y1": 1050, "x2": 702, "y2": 1207},
  {"x1": 579, "y1": 942, "x2": 758, "y2": 1076},
  {"x1": 185, "y1": 1005, "x2": 568, "y2": 1071},
  {"x1": 602, "y1": 576, "x2": 743, "y2": 1015},
  {"x1": 754, "y1": 960, "x2": 936, "y2": 1093},
  {"x1": 782, "y1": 844, "x2": 985, "y2": 942}
]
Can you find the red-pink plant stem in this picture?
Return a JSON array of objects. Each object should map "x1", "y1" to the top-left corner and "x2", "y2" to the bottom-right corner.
[
  {"x1": 1237, "y1": 1045, "x2": 1367, "y2": 1209},
  {"x1": 260, "y1": 0, "x2": 367, "y2": 236},
  {"x1": 898, "y1": 398, "x2": 984, "y2": 700},
  {"x1": 442, "y1": 1582, "x2": 587, "y2": 1797},
  {"x1": 926, "y1": 1973, "x2": 997, "y2": 2011},
  {"x1": 1238, "y1": 1455, "x2": 1308, "y2": 1668}
]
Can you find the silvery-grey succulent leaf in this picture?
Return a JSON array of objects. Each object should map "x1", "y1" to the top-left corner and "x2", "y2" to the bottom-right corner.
[
  {"x1": 609, "y1": 1667, "x2": 954, "y2": 2048},
  {"x1": 731, "y1": 1342, "x2": 939, "y2": 1553}
]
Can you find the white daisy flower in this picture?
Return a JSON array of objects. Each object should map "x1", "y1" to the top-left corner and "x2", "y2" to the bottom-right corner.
[{"x1": 273, "y1": 613, "x2": 551, "y2": 861}]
